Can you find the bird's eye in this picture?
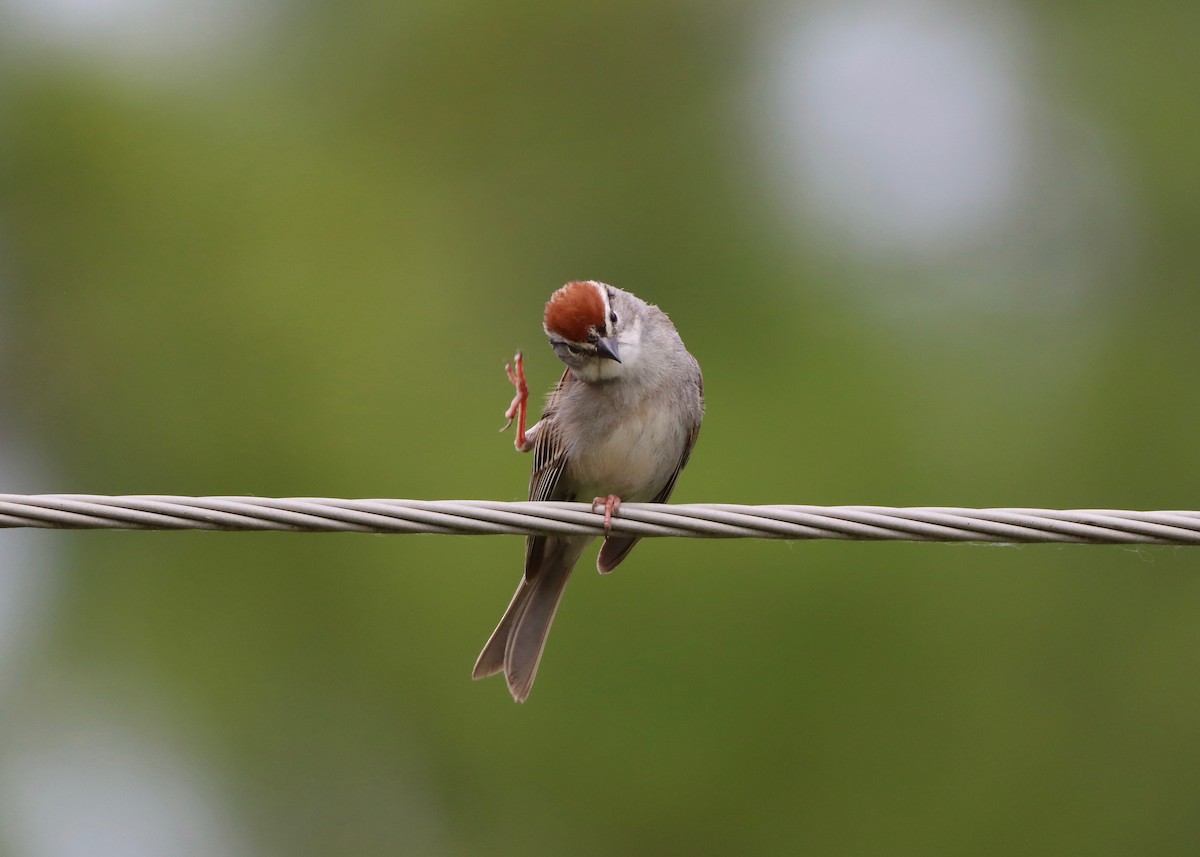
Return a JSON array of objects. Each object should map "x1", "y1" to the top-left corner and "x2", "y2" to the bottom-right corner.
[
  {"x1": 609, "y1": 311, "x2": 618, "y2": 325},
  {"x1": 565, "y1": 344, "x2": 582, "y2": 356}
]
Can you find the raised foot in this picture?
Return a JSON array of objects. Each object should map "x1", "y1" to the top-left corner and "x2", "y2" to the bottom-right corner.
[
  {"x1": 591, "y1": 495, "x2": 622, "y2": 531},
  {"x1": 500, "y1": 351, "x2": 530, "y2": 450}
]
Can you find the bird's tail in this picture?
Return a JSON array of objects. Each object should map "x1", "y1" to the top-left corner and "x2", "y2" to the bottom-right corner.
[{"x1": 472, "y1": 537, "x2": 588, "y2": 702}]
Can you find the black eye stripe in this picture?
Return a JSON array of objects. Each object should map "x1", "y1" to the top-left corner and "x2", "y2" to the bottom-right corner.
[{"x1": 551, "y1": 337, "x2": 595, "y2": 356}]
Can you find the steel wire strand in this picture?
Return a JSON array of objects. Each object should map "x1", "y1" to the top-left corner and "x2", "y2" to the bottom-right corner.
[{"x1": 0, "y1": 495, "x2": 1197, "y2": 544}]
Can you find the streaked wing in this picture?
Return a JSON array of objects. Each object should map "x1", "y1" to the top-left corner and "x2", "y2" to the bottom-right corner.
[
  {"x1": 525, "y1": 368, "x2": 575, "y2": 581},
  {"x1": 527, "y1": 368, "x2": 574, "y2": 503}
]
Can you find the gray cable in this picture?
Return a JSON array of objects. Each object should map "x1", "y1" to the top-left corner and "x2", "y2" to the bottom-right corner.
[{"x1": 0, "y1": 495, "x2": 1197, "y2": 544}]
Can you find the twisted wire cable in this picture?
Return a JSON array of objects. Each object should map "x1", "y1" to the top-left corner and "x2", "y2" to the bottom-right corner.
[{"x1": 0, "y1": 495, "x2": 1198, "y2": 544}]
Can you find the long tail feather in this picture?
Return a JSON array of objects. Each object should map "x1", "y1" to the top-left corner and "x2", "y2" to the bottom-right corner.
[
  {"x1": 473, "y1": 537, "x2": 589, "y2": 701},
  {"x1": 503, "y1": 559, "x2": 574, "y2": 702},
  {"x1": 472, "y1": 582, "x2": 530, "y2": 680}
]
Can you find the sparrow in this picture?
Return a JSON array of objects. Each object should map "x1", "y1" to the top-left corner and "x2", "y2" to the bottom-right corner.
[{"x1": 472, "y1": 280, "x2": 704, "y2": 701}]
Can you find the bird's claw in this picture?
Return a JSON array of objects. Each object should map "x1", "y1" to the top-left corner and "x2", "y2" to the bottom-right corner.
[
  {"x1": 501, "y1": 351, "x2": 529, "y2": 449},
  {"x1": 592, "y1": 495, "x2": 622, "y2": 531}
]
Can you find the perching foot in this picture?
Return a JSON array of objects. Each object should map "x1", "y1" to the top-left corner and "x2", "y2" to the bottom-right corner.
[{"x1": 591, "y1": 495, "x2": 622, "y2": 531}]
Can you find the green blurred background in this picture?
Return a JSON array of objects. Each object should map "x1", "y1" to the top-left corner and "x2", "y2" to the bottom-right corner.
[{"x1": 1, "y1": 1, "x2": 1199, "y2": 854}]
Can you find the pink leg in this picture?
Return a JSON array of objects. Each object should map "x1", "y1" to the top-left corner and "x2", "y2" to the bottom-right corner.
[
  {"x1": 501, "y1": 351, "x2": 531, "y2": 451},
  {"x1": 591, "y1": 494, "x2": 622, "y2": 531}
]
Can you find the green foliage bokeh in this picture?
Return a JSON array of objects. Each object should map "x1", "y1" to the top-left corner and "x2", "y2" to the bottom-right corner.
[{"x1": 1, "y1": 2, "x2": 1199, "y2": 855}]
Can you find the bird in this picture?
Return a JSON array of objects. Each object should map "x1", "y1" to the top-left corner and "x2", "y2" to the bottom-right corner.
[{"x1": 472, "y1": 280, "x2": 704, "y2": 701}]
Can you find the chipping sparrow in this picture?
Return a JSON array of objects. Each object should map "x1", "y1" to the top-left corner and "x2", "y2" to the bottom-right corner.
[{"x1": 472, "y1": 280, "x2": 704, "y2": 702}]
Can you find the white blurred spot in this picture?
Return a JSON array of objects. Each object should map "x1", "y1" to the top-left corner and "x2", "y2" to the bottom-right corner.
[
  {"x1": 0, "y1": 706, "x2": 251, "y2": 857},
  {"x1": 756, "y1": 0, "x2": 1130, "y2": 317},
  {"x1": 0, "y1": 0, "x2": 275, "y2": 68},
  {"x1": 0, "y1": 245, "x2": 57, "y2": 699},
  {"x1": 0, "y1": 517, "x2": 55, "y2": 696},
  {"x1": 771, "y1": 3, "x2": 1024, "y2": 253}
]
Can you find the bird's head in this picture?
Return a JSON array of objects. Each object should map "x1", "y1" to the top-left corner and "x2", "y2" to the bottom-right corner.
[{"x1": 543, "y1": 280, "x2": 643, "y2": 382}]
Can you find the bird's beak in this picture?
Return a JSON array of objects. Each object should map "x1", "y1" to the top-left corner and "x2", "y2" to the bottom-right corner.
[{"x1": 595, "y1": 337, "x2": 622, "y2": 363}]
